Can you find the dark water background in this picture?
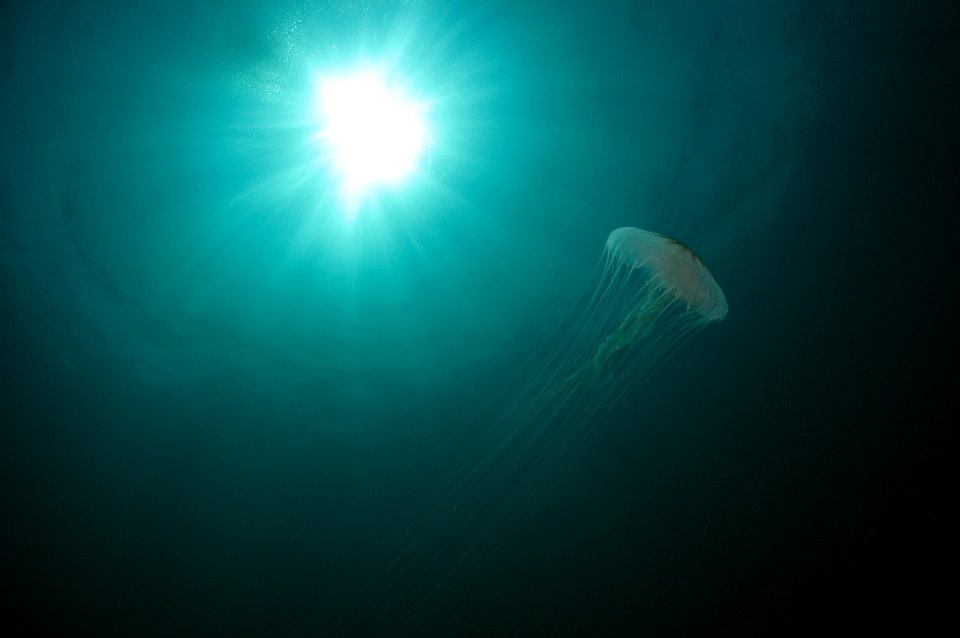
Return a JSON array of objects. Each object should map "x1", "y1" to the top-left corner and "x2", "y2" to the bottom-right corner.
[{"x1": 2, "y1": 1, "x2": 956, "y2": 635}]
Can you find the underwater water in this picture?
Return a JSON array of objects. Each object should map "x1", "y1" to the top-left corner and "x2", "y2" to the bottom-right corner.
[{"x1": 2, "y1": 1, "x2": 955, "y2": 635}]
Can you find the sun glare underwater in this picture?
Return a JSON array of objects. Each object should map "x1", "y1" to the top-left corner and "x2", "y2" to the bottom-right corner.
[
  {"x1": 226, "y1": 9, "x2": 491, "y2": 252},
  {"x1": 315, "y1": 70, "x2": 429, "y2": 204}
]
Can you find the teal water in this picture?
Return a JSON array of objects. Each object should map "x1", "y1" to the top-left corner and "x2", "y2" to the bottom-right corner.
[{"x1": 2, "y1": 1, "x2": 955, "y2": 635}]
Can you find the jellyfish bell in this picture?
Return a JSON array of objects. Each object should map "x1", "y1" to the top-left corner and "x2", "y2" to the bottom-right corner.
[
  {"x1": 586, "y1": 227, "x2": 727, "y2": 383},
  {"x1": 606, "y1": 227, "x2": 727, "y2": 322}
]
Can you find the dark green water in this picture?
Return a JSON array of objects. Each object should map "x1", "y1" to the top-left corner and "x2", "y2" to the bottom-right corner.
[{"x1": 2, "y1": 1, "x2": 955, "y2": 635}]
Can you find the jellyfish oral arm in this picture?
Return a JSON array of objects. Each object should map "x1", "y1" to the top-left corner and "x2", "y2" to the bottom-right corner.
[{"x1": 591, "y1": 296, "x2": 671, "y2": 380}]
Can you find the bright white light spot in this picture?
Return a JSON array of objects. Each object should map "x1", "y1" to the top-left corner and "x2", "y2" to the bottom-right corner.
[{"x1": 318, "y1": 72, "x2": 427, "y2": 195}]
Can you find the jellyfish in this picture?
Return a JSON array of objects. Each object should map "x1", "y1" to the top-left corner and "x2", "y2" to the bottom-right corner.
[
  {"x1": 326, "y1": 226, "x2": 728, "y2": 631},
  {"x1": 566, "y1": 226, "x2": 727, "y2": 388}
]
